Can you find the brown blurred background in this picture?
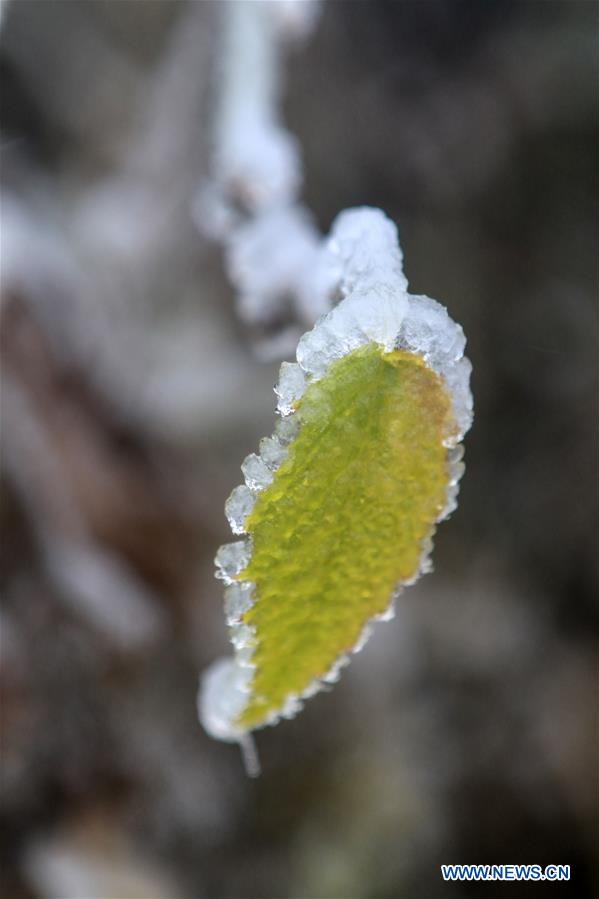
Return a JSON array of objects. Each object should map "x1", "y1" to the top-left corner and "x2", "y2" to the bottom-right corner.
[{"x1": 0, "y1": 2, "x2": 597, "y2": 897}]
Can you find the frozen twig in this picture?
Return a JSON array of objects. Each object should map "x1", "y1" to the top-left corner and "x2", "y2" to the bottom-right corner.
[{"x1": 195, "y1": 1, "x2": 334, "y2": 358}]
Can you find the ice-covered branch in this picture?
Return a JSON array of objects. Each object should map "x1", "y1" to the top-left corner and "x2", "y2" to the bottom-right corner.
[
  {"x1": 214, "y1": 1, "x2": 301, "y2": 213},
  {"x1": 195, "y1": 0, "x2": 333, "y2": 358}
]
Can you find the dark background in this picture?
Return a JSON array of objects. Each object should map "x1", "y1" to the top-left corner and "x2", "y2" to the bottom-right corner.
[{"x1": 1, "y1": 2, "x2": 597, "y2": 897}]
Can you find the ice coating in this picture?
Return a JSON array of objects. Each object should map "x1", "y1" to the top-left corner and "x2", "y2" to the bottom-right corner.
[
  {"x1": 199, "y1": 207, "x2": 473, "y2": 746},
  {"x1": 329, "y1": 207, "x2": 408, "y2": 299},
  {"x1": 396, "y1": 294, "x2": 473, "y2": 440},
  {"x1": 214, "y1": 2, "x2": 301, "y2": 212},
  {"x1": 259, "y1": 436, "x2": 288, "y2": 470},
  {"x1": 199, "y1": 657, "x2": 254, "y2": 743},
  {"x1": 241, "y1": 453, "x2": 273, "y2": 491},
  {"x1": 296, "y1": 209, "x2": 410, "y2": 379},
  {"x1": 198, "y1": 2, "x2": 330, "y2": 359},
  {"x1": 214, "y1": 540, "x2": 252, "y2": 584},
  {"x1": 273, "y1": 415, "x2": 299, "y2": 445},
  {"x1": 224, "y1": 582, "x2": 255, "y2": 625},
  {"x1": 225, "y1": 485, "x2": 255, "y2": 535},
  {"x1": 274, "y1": 362, "x2": 306, "y2": 415}
]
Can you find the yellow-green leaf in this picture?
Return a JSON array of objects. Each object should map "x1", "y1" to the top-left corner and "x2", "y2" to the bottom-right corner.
[
  {"x1": 236, "y1": 345, "x2": 455, "y2": 729},
  {"x1": 199, "y1": 210, "x2": 472, "y2": 749}
]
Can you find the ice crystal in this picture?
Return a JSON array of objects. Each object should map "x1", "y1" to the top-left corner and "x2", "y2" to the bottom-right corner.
[
  {"x1": 214, "y1": 540, "x2": 252, "y2": 584},
  {"x1": 224, "y1": 582, "x2": 255, "y2": 625},
  {"x1": 274, "y1": 415, "x2": 300, "y2": 445},
  {"x1": 230, "y1": 623, "x2": 255, "y2": 650},
  {"x1": 274, "y1": 361, "x2": 306, "y2": 414},
  {"x1": 241, "y1": 453, "x2": 274, "y2": 491},
  {"x1": 237, "y1": 646, "x2": 256, "y2": 669},
  {"x1": 259, "y1": 436, "x2": 287, "y2": 470},
  {"x1": 198, "y1": 657, "x2": 253, "y2": 742},
  {"x1": 224, "y1": 485, "x2": 255, "y2": 535}
]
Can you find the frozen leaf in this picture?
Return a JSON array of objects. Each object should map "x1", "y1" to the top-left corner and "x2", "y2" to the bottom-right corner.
[
  {"x1": 199, "y1": 208, "x2": 473, "y2": 746},
  {"x1": 234, "y1": 343, "x2": 462, "y2": 730}
]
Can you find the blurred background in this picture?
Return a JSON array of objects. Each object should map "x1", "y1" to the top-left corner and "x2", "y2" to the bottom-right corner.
[{"x1": 1, "y1": 1, "x2": 597, "y2": 897}]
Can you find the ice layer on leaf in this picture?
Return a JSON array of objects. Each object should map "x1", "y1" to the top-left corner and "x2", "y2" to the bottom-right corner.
[{"x1": 199, "y1": 207, "x2": 472, "y2": 743}]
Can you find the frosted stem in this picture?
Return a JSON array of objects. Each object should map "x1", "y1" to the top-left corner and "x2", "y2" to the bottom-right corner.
[
  {"x1": 214, "y1": 1, "x2": 301, "y2": 212},
  {"x1": 195, "y1": 2, "x2": 332, "y2": 356}
]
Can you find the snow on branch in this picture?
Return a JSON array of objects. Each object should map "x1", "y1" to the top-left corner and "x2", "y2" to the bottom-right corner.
[{"x1": 194, "y1": 0, "x2": 333, "y2": 358}]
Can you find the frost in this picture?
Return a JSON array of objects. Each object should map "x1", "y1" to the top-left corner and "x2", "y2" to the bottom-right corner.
[
  {"x1": 241, "y1": 453, "x2": 274, "y2": 491},
  {"x1": 198, "y1": 657, "x2": 254, "y2": 743},
  {"x1": 441, "y1": 482, "x2": 460, "y2": 520},
  {"x1": 259, "y1": 435, "x2": 287, "y2": 470},
  {"x1": 214, "y1": 540, "x2": 252, "y2": 583},
  {"x1": 230, "y1": 623, "x2": 255, "y2": 650},
  {"x1": 296, "y1": 209, "x2": 410, "y2": 380},
  {"x1": 296, "y1": 320, "x2": 347, "y2": 380},
  {"x1": 443, "y1": 356, "x2": 474, "y2": 440},
  {"x1": 396, "y1": 295, "x2": 473, "y2": 440},
  {"x1": 227, "y1": 206, "x2": 322, "y2": 321},
  {"x1": 449, "y1": 459, "x2": 466, "y2": 486},
  {"x1": 397, "y1": 295, "x2": 465, "y2": 370},
  {"x1": 196, "y1": 2, "x2": 330, "y2": 353},
  {"x1": 274, "y1": 361, "x2": 306, "y2": 414},
  {"x1": 322, "y1": 655, "x2": 350, "y2": 684},
  {"x1": 225, "y1": 485, "x2": 255, "y2": 534},
  {"x1": 236, "y1": 646, "x2": 256, "y2": 669},
  {"x1": 224, "y1": 582, "x2": 255, "y2": 625},
  {"x1": 213, "y1": 3, "x2": 302, "y2": 212},
  {"x1": 352, "y1": 623, "x2": 373, "y2": 654},
  {"x1": 280, "y1": 694, "x2": 302, "y2": 719},
  {"x1": 439, "y1": 444, "x2": 467, "y2": 522},
  {"x1": 327, "y1": 207, "x2": 408, "y2": 299},
  {"x1": 447, "y1": 445, "x2": 465, "y2": 466},
  {"x1": 274, "y1": 415, "x2": 299, "y2": 445},
  {"x1": 374, "y1": 603, "x2": 396, "y2": 623}
]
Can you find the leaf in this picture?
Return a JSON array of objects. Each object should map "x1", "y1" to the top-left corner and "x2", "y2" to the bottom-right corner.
[
  {"x1": 236, "y1": 345, "x2": 455, "y2": 729},
  {"x1": 199, "y1": 209, "x2": 473, "y2": 747}
]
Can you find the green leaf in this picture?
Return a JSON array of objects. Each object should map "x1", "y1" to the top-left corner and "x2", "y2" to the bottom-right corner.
[
  {"x1": 236, "y1": 345, "x2": 456, "y2": 729},
  {"x1": 199, "y1": 211, "x2": 473, "y2": 747}
]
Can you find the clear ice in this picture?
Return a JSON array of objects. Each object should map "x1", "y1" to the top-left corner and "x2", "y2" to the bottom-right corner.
[
  {"x1": 274, "y1": 361, "x2": 306, "y2": 415},
  {"x1": 224, "y1": 582, "x2": 255, "y2": 624},
  {"x1": 259, "y1": 436, "x2": 288, "y2": 470},
  {"x1": 198, "y1": 657, "x2": 254, "y2": 742},
  {"x1": 214, "y1": 540, "x2": 252, "y2": 584},
  {"x1": 241, "y1": 453, "x2": 274, "y2": 491},
  {"x1": 225, "y1": 485, "x2": 255, "y2": 535}
]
